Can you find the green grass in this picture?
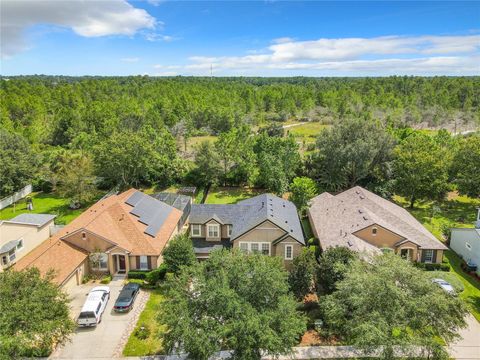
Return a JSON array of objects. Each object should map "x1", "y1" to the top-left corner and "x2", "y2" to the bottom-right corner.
[
  {"x1": 123, "y1": 289, "x2": 166, "y2": 356},
  {"x1": 205, "y1": 186, "x2": 264, "y2": 204},
  {"x1": 186, "y1": 135, "x2": 217, "y2": 153},
  {"x1": 0, "y1": 191, "x2": 97, "y2": 225},
  {"x1": 287, "y1": 122, "x2": 330, "y2": 143},
  {"x1": 301, "y1": 218, "x2": 314, "y2": 240}
]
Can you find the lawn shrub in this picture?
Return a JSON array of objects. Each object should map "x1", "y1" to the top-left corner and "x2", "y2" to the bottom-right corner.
[
  {"x1": 146, "y1": 264, "x2": 168, "y2": 284},
  {"x1": 134, "y1": 324, "x2": 151, "y2": 340},
  {"x1": 100, "y1": 275, "x2": 112, "y2": 284},
  {"x1": 414, "y1": 262, "x2": 450, "y2": 272},
  {"x1": 128, "y1": 270, "x2": 150, "y2": 279}
]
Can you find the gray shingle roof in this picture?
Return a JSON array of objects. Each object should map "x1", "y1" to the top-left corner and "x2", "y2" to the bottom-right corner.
[
  {"x1": 190, "y1": 194, "x2": 305, "y2": 245},
  {"x1": 7, "y1": 213, "x2": 56, "y2": 227},
  {"x1": 151, "y1": 192, "x2": 191, "y2": 213},
  {"x1": 308, "y1": 186, "x2": 448, "y2": 252}
]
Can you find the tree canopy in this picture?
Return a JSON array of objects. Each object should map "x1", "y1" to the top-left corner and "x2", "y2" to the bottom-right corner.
[{"x1": 451, "y1": 135, "x2": 480, "y2": 198}]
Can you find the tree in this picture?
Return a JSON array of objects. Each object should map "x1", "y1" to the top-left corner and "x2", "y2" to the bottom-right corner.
[
  {"x1": 260, "y1": 123, "x2": 284, "y2": 137},
  {"x1": 289, "y1": 177, "x2": 317, "y2": 216},
  {"x1": 0, "y1": 268, "x2": 75, "y2": 358},
  {"x1": 307, "y1": 118, "x2": 395, "y2": 192},
  {"x1": 288, "y1": 247, "x2": 317, "y2": 300},
  {"x1": 0, "y1": 129, "x2": 37, "y2": 197},
  {"x1": 190, "y1": 141, "x2": 222, "y2": 187},
  {"x1": 160, "y1": 249, "x2": 306, "y2": 360},
  {"x1": 322, "y1": 253, "x2": 467, "y2": 359},
  {"x1": 317, "y1": 246, "x2": 356, "y2": 294},
  {"x1": 57, "y1": 152, "x2": 97, "y2": 207},
  {"x1": 162, "y1": 233, "x2": 197, "y2": 274},
  {"x1": 393, "y1": 132, "x2": 450, "y2": 208},
  {"x1": 451, "y1": 135, "x2": 480, "y2": 198}
]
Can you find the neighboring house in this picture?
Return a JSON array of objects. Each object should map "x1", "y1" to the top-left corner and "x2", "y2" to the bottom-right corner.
[
  {"x1": 308, "y1": 186, "x2": 447, "y2": 263},
  {"x1": 189, "y1": 194, "x2": 305, "y2": 266},
  {"x1": 15, "y1": 189, "x2": 182, "y2": 290},
  {"x1": 450, "y1": 209, "x2": 480, "y2": 275},
  {"x1": 0, "y1": 213, "x2": 56, "y2": 271}
]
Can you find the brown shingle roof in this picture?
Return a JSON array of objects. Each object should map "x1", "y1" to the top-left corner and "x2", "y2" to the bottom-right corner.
[
  {"x1": 308, "y1": 186, "x2": 447, "y2": 253},
  {"x1": 15, "y1": 189, "x2": 183, "y2": 284}
]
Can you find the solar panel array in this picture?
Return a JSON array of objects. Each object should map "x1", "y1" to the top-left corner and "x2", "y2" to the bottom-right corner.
[{"x1": 126, "y1": 191, "x2": 173, "y2": 237}]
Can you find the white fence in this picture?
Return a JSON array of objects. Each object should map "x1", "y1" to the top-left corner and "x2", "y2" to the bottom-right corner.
[{"x1": 0, "y1": 184, "x2": 33, "y2": 210}]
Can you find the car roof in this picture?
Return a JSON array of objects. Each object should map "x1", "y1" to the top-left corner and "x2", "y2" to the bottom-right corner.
[{"x1": 90, "y1": 286, "x2": 110, "y2": 293}]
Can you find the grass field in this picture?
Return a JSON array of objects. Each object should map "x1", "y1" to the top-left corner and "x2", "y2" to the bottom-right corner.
[
  {"x1": 123, "y1": 289, "x2": 166, "y2": 356},
  {"x1": 0, "y1": 192, "x2": 98, "y2": 225},
  {"x1": 205, "y1": 186, "x2": 264, "y2": 204},
  {"x1": 185, "y1": 135, "x2": 217, "y2": 153},
  {"x1": 287, "y1": 122, "x2": 330, "y2": 143}
]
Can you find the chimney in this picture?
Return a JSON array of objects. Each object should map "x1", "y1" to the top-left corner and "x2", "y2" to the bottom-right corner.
[{"x1": 475, "y1": 208, "x2": 480, "y2": 229}]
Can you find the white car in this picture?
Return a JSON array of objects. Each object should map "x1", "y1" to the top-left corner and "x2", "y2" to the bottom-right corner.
[
  {"x1": 77, "y1": 286, "x2": 111, "y2": 327},
  {"x1": 432, "y1": 279, "x2": 456, "y2": 295}
]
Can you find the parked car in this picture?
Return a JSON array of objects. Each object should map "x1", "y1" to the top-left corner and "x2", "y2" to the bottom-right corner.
[
  {"x1": 113, "y1": 282, "x2": 141, "y2": 313},
  {"x1": 432, "y1": 278, "x2": 456, "y2": 295},
  {"x1": 77, "y1": 286, "x2": 110, "y2": 327}
]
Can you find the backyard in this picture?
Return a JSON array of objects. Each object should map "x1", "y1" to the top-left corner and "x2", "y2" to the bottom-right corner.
[
  {"x1": 205, "y1": 186, "x2": 264, "y2": 204},
  {"x1": 0, "y1": 191, "x2": 100, "y2": 224}
]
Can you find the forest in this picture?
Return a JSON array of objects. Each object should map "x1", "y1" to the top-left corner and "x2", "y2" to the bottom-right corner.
[{"x1": 0, "y1": 76, "x2": 479, "y2": 206}]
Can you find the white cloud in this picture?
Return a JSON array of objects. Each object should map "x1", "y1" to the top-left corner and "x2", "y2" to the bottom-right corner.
[
  {"x1": 182, "y1": 34, "x2": 480, "y2": 75},
  {"x1": 1, "y1": 0, "x2": 156, "y2": 57},
  {"x1": 121, "y1": 57, "x2": 140, "y2": 63},
  {"x1": 145, "y1": 33, "x2": 176, "y2": 42}
]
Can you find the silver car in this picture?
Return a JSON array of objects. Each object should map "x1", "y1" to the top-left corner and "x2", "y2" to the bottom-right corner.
[{"x1": 432, "y1": 278, "x2": 456, "y2": 295}]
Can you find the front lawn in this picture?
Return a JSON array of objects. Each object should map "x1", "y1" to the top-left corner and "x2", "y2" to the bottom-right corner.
[
  {"x1": 122, "y1": 288, "x2": 166, "y2": 356},
  {"x1": 205, "y1": 186, "x2": 264, "y2": 204},
  {"x1": 0, "y1": 191, "x2": 97, "y2": 225}
]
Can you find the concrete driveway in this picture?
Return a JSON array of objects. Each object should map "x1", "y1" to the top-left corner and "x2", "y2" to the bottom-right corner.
[
  {"x1": 449, "y1": 314, "x2": 480, "y2": 359},
  {"x1": 51, "y1": 276, "x2": 148, "y2": 359}
]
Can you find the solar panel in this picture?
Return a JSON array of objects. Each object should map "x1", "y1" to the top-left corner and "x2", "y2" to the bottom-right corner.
[
  {"x1": 125, "y1": 191, "x2": 144, "y2": 207},
  {"x1": 127, "y1": 192, "x2": 173, "y2": 237}
]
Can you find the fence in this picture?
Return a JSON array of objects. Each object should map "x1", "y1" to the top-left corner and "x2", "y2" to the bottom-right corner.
[{"x1": 0, "y1": 184, "x2": 33, "y2": 210}]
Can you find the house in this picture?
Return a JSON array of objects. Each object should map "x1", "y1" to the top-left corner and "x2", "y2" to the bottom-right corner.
[
  {"x1": 15, "y1": 189, "x2": 183, "y2": 290},
  {"x1": 189, "y1": 194, "x2": 305, "y2": 266},
  {"x1": 0, "y1": 213, "x2": 56, "y2": 271},
  {"x1": 308, "y1": 186, "x2": 448, "y2": 263},
  {"x1": 450, "y1": 209, "x2": 480, "y2": 275}
]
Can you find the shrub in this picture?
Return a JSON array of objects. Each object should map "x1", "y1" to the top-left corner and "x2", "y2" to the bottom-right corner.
[
  {"x1": 317, "y1": 247, "x2": 356, "y2": 294},
  {"x1": 100, "y1": 275, "x2": 112, "y2": 284},
  {"x1": 288, "y1": 247, "x2": 317, "y2": 300},
  {"x1": 146, "y1": 264, "x2": 168, "y2": 284},
  {"x1": 134, "y1": 324, "x2": 151, "y2": 340},
  {"x1": 127, "y1": 270, "x2": 150, "y2": 279},
  {"x1": 414, "y1": 262, "x2": 450, "y2": 272},
  {"x1": 163, "y1": 233, "x2": 196, "y2": 274}
]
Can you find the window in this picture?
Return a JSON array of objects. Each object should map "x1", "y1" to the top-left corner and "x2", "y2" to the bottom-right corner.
[
  {"x1": 227, "y1": 225, "x2": 232, "y2": 237},
  {"x1": 92, "y1": 253, "x2": 108, "y2": 270},
  {"x1": 372, "y1": 227, "x2": 378, "y2": 236},
  {"x1": 1, "y1": 256, "x2": 7, "y2": 265},
  {"x1": 423, "y1": 249, "x2": 434, "y2": 263},
  {"x1": 140, "y1": 256, "x2": 148, "y2": 270},
  {"x1": 191, "y1": 224, "x2": 201, "y2": 237},
  {"x1": 239, "y1": 243, "x2": 248, "y2": 252},
  {"x1": 238, "y1": 242, "x2": 270, "y2": 255},
  {"x1": 82, "y1": 232, "x2": 87, "y2": 240},
  {"x1": 285, "y1": 245, "x2": 293, "y2": 260},
  {"x1": 466, "y1": 242, "x2": 472, "y2": 251},
  {"x1": 96, "y1": 303, "x2": 102, "y2": 315},
  {"x1": 8, "y1": 249, "x2": 16, "y2": 262},
  {"x1": 17, "y1": 239, "x2": 24, "y2": 251},
  {"x1": 207, "y1": 224, "x2": 220, "y2": 238},
  {"x1": 251, "y1": 243, "x2": 259, "y2": 252},
  {"x1": 261, "y1": 243, "x2": 270, "y2": 255}
]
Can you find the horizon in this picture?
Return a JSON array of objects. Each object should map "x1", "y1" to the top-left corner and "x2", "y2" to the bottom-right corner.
[{"x1": 1, "y1": 1, "x2": 479, "y2": 76}]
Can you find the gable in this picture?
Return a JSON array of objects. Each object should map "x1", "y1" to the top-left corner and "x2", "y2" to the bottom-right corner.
[
  {"x1": 61, "y1": 229, "x2": 117, "y2": 253},
  {"x1": 233, "y1": 220, "x2": 286, "y2": 243},
  {"x1": 353, "y1": 223, "x2": 405, "y2": 249}
]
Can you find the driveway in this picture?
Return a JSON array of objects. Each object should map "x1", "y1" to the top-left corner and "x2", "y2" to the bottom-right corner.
[
  {"x1": 51, "y1": 276, "x2": 149, "y2": 359},
  {"x1": 449, "y1": 314, "x2": 480, "y2": 359}
]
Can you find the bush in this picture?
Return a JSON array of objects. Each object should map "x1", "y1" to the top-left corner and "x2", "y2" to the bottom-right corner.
[
  {"x1": 317, "y1": 247, "x2": 356, "y2": 294},
  {"x1": 100, "y1": 275, "x2": 112, "y2": 284},
  {"x1": 163, "y1": 233, "x2": 196, "y2": 274},
  {"x1": 146, "y1": 264, "x2": 168, "y2": 284},
  {"x1": 133, "y1": 324, "x2": 151, "y2": 340},
  {"x1": 127, "y1": 270, "x2": 150, "y2": 279},
  {"x1": 414, "y1": 262, "x2": 450, "y2": 272}
]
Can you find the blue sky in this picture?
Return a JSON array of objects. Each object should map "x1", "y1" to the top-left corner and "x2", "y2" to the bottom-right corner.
[{"x1": 1, "y1": 1, "x2": 479, "y2": 76}]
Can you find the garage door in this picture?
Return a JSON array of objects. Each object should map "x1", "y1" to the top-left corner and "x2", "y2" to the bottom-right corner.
[{"x1": 62, "y1": 267, "x2": 82, "y2": 293}]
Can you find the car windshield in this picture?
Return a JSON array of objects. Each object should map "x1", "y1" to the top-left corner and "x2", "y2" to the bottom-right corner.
[
  {"x1": 117, "y1": 297, "x2": 131, "y2": 303},
  {"x1": 78, "y1": 311, "x2": 95, "y2": 319}
]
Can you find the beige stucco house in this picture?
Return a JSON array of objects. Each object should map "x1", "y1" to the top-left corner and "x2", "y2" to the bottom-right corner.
[
  {"x1": 0, "y1": 213, "x2": 56, "y2": 271},
  {"x1": 15, "y1": 189, "x2": 183, "y2": 290},
  {"x1": 308, "y1": 186, "x2": 447, "y2": 263},
  {"x1": 189, "y1": 194, "x2": 305, "y2": 267}
]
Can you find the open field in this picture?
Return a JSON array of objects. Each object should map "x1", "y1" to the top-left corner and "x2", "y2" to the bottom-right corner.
[
  {"x1": 205, "y1": 186, "x2": 264, "y2": 204},
  {"x1": 286, "y1": 122, "x2": 330, "y2": 143},
  {"x1": 0, "y1": 191, "x2": 99, "y2": 225}
]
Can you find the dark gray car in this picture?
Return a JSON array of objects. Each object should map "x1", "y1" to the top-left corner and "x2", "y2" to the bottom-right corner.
[{"x1": 113, "y1": 283, "x2": 140, "y2": 312}]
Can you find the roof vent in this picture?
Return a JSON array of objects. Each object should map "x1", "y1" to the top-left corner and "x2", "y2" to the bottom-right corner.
[
  {"x1": 359, "y1": 195, "x2": 365, "y2": 200},
  {"x1": 347, "y1": 240, "x2": 353, "y2": 247},
  {"x1": 290, "y1": 229, "x2": 293, "y2": 232},
  {"x1": 363, "y1": 216, "x2": 368, "y2": 221},
  {"x1": 285, "y1": 220, "x2": 288, "y2": 223},
  {"x1": 358, "y1": 209, "x2": 363, "y2": 214}
]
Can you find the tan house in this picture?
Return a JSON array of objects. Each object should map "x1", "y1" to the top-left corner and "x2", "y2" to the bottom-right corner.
[
  {"x1": 15, "y1": 189, "x2": 182, "y2": 290},
  {"x1": 308, "y1": 186, "x2": 447, "y2": 263},
  {"x1": 189, "y1": 194, "x2": 305, "y2": 266},
  {"x1": 0, "y1": 214, "x2": 56, "y2": 271}
]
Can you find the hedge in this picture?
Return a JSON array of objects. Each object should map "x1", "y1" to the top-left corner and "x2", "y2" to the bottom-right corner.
[
  {"x1": 146, "y1": 264, "x2": 168, "y2": 284},
  {"x1": 414, "y1": 262, "x2": 450, "y2": 272},
  {"x1": 127, "y1": 270, "x2": 150, "y2": 279}
]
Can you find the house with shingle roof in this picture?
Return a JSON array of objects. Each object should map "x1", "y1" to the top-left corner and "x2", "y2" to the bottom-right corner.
[
  {"x1": 1, "y1": 213, "x2": 56, "y2": 271},
  {"x1": 189, "y1": 194, "x2": 305, "y2": 266},
  {"x1": 308, "y1": 186, "x2": 448, "y2": 263},
  {"x1": 15, "y1": 189, "x2": 183, "y2": 290}
]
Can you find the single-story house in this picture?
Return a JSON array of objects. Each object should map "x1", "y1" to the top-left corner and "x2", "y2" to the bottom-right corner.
[
  {"x1": 308, "y1": 186, "x2": 448, "y2": 263},
  {"x1": 0, "y1": 213, "x2": 56, "y2": 271},
  {"x1": 15, "y1": 189, "x2": 182, "y2": 290},
  {"x1": 189, "y1": 194, "x2": 305, "y2": 266},
  {"x1": 450, "y1": 209, "x2": 480, "y2": 275}
]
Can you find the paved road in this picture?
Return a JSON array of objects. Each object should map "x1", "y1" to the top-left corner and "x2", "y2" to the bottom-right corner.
[
  {"x1": 449, "y1": 314, "x2": 480, "y2": 360},
  {"x1": 50, "y1": 277, "x2": 146, "y2": 359}
]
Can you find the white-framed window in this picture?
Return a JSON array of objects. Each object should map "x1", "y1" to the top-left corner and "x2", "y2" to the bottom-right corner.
[
  {"x1": 8, "y1": 249, "x2": 16, "y2": 262},
  {"x1": 16, "y1": 239, "x2": 24, "y2": 251},
  {"x1": 423, "y1": 249, "x2": 434, "y2": 263},
  {"x1": 466, "y1": 242, "x2": 472, "y2": 251},
  {"x1": 285, "y1": 245, "x2": 293, "y2": 260},
  {"x1": 191, "y1": 224, "x2": 202, "y2": 237},
  {"x1": 92, "y1": 253, "x2": 108, "y2": 270},
  {"x1": 261, "y1": 243, "x2": 270, "y2": 255},
  {"x1": 140, "y1": 255, "x2": 149, "y2": 270},
  {"x1": 238, "y1": 242, "x2": 271, "y2": 256},
  {"x1": 227, "y1": 225, "x2": 233, "y2": 237},
  {"x1": 207, "y1": 224, "x2": 220, "y2": 238},
  {"x1": 372, "y1": 227, "x2": 378, "y2": 236},
  {"x1": 1, "y1": 255, "x2": 7, "y2": 265},
  {"x1": 251, "y1": 243, "x2": 259, "y2": 252},
  {"x1": 239, "y1": 242, "x2": 248, "y2": 252}
]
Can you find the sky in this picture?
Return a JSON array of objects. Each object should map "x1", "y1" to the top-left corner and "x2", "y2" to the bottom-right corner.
[{"x1": 1, "y1": 0, "x2": 479, "y2": 76}]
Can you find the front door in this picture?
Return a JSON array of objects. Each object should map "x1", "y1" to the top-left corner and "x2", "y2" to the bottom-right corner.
[
  {"x1": 117, "y1": 255, "x2": 126, "y2": 273},
  {"x1": 400, "y1": 248, "x2": 411, "y2": 260}
]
